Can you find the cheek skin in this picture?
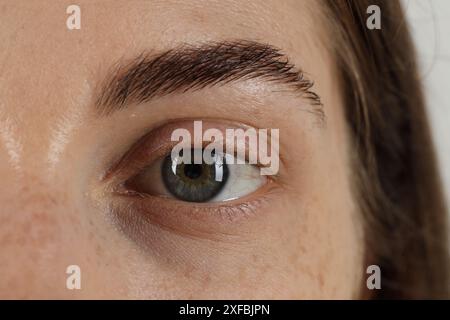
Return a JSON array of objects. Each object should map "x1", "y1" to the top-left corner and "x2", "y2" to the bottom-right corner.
[{"x1": 0, "y1": 175, "x2": 119, "y2": 299}]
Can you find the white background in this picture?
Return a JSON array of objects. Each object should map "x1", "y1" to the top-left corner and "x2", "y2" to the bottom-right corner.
[{"x1": 402, "y1": 0, "x2": 450, "y2": 208}]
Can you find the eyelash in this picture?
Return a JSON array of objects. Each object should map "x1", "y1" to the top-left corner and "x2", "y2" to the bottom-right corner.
[
  {"x1": 101, "y1": 120, "x2": 283, "y2": 233},
  {"x1": 104, "y1": 120, "x2": 277, "y2": 184},
  {"x1": 113, "y1": 149, "x2": 276, "y2": 203},
  {"x1": 115, "y1": 184, "x2": 275, "y2": 222},
  {"x1": 107, "y1": 188, "x2": 279, "y2": 245},
  {"x1": 95, "y1": 122, "x2": 288, "y2": 251}
]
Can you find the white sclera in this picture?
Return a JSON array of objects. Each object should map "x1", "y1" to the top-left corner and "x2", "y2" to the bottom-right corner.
[{"x1": 135, "y1": 153, "x2": 266, "y2": 202}]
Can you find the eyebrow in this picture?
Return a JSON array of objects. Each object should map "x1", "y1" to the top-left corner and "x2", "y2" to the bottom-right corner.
[{"x1": 95, "y1": 40, "x2": 324, "y2": 119}]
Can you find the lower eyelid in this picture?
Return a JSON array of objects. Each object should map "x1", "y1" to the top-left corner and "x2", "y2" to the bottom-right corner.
[
  {"x1": 112, "y1": 178, "x2": 279, "y2": 218},
  {"x1": 105, "y1": 178, "x2": 283, "y2": 254},
  {"x1": 110, "y1": 198, "x2": 267, "y2": 246}
]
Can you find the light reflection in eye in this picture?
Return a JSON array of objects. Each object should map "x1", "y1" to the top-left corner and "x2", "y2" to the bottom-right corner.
[{"x1": 125, "y1": 148, "x2": 266, "y2": 203}]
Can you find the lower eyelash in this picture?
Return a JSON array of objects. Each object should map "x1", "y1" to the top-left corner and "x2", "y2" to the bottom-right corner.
[
  {"x1": 111, "y1": 179, "x2": 280, "y2": 228},
  {"x1": 115, "y1": 189, "x2": 268, "y2": 222},
  {"x1": 111, "y1": 199, "x2": 249, "y2": 242},
  {"x1": 105, "y1": 180, "x2": 283, "y2": 255}
]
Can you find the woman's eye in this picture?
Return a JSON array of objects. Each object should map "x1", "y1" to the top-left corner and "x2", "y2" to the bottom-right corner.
[{"x1": 125, "y1": 149, "x2": 266, "y2": 203}]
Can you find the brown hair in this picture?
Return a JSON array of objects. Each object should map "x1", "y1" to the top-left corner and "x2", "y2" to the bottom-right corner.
[{"x1": 323, "y1": 0, "x2": 449, "y2": 298}]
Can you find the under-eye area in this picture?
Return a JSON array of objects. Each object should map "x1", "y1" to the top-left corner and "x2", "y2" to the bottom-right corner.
[{"x1": 96, "y1": 118, "x2": 288, "y2": 250}]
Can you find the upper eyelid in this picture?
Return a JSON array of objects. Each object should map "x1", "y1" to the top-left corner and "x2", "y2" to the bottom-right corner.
[
  {"x1": 105, "y1": 138, "x2": 266, "y2": 183},
  {"x1": 102, "y1": 120, "x2": 282, "y2": 183}
]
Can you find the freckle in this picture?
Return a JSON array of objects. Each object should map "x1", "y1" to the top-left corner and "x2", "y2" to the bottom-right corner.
[
  {"x1": 201, "y1": 274, "x2": 211, "y2": 288},
  {"x1": 31, "y1": 211, "x2": 51, "y2": 223},
  {"x1": 191, "y1": 11, "x2": 208, "y2": 24},
  {"x1": 289, "y1": 251, "x2": 299, "y2": 264},
  {"x1": 261, "y1": 263, "x2": 272, "y2": 273},
  {"x1": 318, "y1": 273, "x2": 325, "y2": 289},
  {"x1": 183, "y1": 266, "x2": 195, "y2": 279},
  {"x1": 95, "y1": 243, "x2": 103, "y2": 256},
  {"x1": 66, "y1": 213, "x2": 78, "y2": 225},
  {"x1": 22, "y1": 221, "x2": 31, "y2": 233},
  {"x1": 238, "y1": 266, "x2": 247, "y2": 281},
  {"x1": 0, "y1": 232, "x2": 12, "y2": 245},
  {"x1": 186, "y1": 292, "x2": 195, "y2": 299},
  {"x1": 15, "y1": 235, "x2": 26, "y2": 246},
  {"x1": 35, "y1": 227, "x2": 56, "y2": 245}
]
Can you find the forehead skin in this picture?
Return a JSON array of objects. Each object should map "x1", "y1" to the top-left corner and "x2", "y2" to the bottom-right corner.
[{"x1": 0, "y1": 0, "x2": 362, "y2": 299}]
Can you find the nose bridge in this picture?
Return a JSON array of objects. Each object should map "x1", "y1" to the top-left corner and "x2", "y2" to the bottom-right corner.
[{"x1": 0, "y1": 12, "x2": 88, "y2": 265}]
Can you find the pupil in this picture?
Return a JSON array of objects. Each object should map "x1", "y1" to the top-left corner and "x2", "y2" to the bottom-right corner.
[
  {"x1": 161, "y1": 152, "x2": 229, "y2": 203},
  {"x1": 183, "y1": 164, "x2": 203, "y2": 180}
]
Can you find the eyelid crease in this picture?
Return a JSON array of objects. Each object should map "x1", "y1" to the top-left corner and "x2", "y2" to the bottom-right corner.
[
  {"x1": 105, "y1": 135, "x2": 279, "y2": 187},
  {"x1": 102, "y1": 119, "x2": 283, "y2": 183}
]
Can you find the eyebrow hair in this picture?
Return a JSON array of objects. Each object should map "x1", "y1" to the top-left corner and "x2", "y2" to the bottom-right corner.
[{"x1": 95, "y1": 40, "x2": 324, "y2": 119}]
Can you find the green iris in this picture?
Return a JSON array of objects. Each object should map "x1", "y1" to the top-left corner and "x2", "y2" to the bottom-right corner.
[{"x1": 161, "y1": 152, "x2": 229, "y2": 202}]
